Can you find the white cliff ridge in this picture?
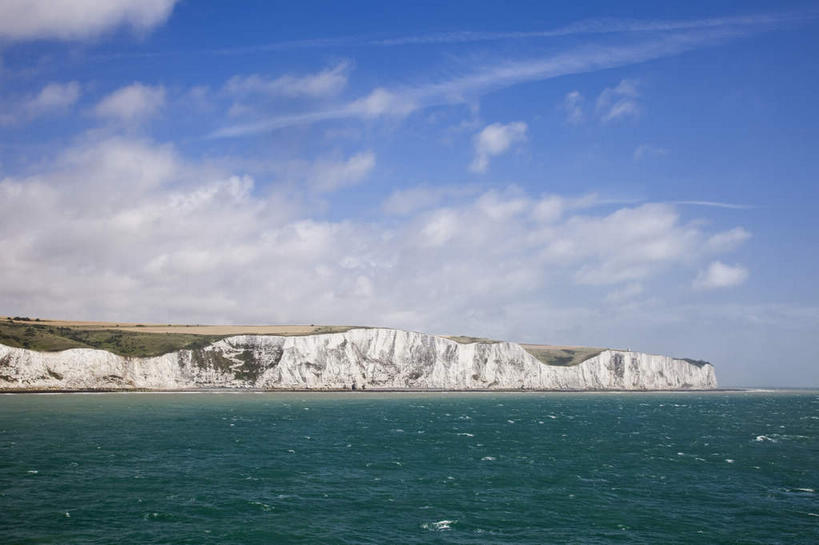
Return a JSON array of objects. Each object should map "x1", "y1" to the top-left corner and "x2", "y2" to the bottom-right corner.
[{"x1": 0, "y1": 328, "x2": 717, "y2": 391}]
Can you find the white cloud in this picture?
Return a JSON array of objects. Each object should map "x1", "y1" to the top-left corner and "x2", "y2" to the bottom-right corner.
[
  {"x1": 0, "y1": 138, "x2": 752, "y2": 341},
  {"x1": 0, "y1": 81, "x2": 81, "y2": 125},
  {"x1": 212, "y1": 28, "x2": 749, "y2": 137},
  {"x1": 563, "y1": 91, "x2": 584, "y2": 124},
  {"x1": 693, "y1": 261, "x2": 749, "y2": 289},
  {"x1": 470, "y1": 122, "x2": 527, "y2": 173},
  {"x1": 605, "y1": 282, "x2": 644, "y2": 304},
  {"x1": 214, "y1": 13, "x2": 797, "y2": 53},
  {"x1": 24, "y1": 81, "x2": 81, "y2": 115},
  {"x1": 382, "y1": 185, "x2": 479, "y2": 216},
  {"x1": 347, "y1": 87, "x2": 417, "y2": 118},
  {"x1": 94, "y1": 83, "x2": 165, "y2": 122},
  {"x1": 596, "y1": 79, "x2": 640, "y2": 122},
  {"x1": 309, "y1": 151, "x2": 375, "y2": 192},
  {"x1": 705, "y1": 227, "x2": 751, "y2": 252},
  {"x1": 531, "y1": 195, "x2": 568, "y2": 223},
  {"x1": 225, "y1": 61, "x2": 351, "y2": 99},
  {"x1": 672, "y1": 200, "x2": 754, "y2": 210},
  {"x1": 0, "y1": 0, "x2": 178, "y2": 41}
]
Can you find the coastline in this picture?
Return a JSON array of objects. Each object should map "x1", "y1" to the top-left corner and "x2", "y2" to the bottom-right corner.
[{"x1": 0, "y1": 387, "x2": 763, "y2": 395}]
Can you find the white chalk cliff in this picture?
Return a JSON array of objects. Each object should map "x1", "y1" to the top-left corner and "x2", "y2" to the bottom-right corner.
[{"x1": 0, "y1": 328, "x2": 717, "y2": 391}]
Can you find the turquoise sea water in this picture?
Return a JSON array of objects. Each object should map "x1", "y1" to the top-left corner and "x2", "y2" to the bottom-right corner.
[{"x1": 0, "y1": 391, "x2": 817, "y2": 544}]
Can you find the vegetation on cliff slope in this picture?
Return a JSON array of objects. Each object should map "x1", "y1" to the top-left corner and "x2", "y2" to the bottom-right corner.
[
  {"x1": 1, "y1": 316, "x2": 606, "y2": 366},
  {"x1": 522, "y1": 346, "x2": 606, "y2": 366}
]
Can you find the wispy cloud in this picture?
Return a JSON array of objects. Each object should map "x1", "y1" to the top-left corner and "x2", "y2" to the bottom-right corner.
[
  {"x1": 207, "y1": 12, "x2": 806, "y2": 53},
  {"x1": 562, "y1": 91, "x2": 584, "y2": 124},
  {"x1": 634, "y1": 144, "x2": 668, "y2": 160},
  {"x1": 371, "y1": 13, "x2": 806, "y2": 46},
  {"x1": 211, "y1": 27, "x2": 756, "y2": 138},
  {"x1": 671, "y1": 201, "x2": 755, "y2": 210},
  {"x1": 596, "y1": 79, "x2": 640, "y2": 122},
  {"x1": 224, "y1": 61, "x2": 351, "y2": 99}
]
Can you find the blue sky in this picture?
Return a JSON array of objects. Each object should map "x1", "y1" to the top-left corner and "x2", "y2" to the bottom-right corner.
[{"x1": 1, "y1": 1, "x2": 817, "y2": 386}]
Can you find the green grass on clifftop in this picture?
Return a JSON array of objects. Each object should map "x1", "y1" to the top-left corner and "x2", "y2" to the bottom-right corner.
[
  {"x1": 2, "y1": 317, "x2": 607, "y2": 365},
  {"x1": 0, "y1": 320, "x2": 225, "y2": 357}
]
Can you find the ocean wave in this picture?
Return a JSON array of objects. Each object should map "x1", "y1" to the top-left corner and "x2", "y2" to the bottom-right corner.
[{"x1": 422, "y1": 519, "x2": 455, "y2": 531}]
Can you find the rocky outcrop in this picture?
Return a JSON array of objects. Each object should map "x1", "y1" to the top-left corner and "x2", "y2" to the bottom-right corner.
[{"x1": 0, "y1": 328, "x2": 717, "y2": 391}]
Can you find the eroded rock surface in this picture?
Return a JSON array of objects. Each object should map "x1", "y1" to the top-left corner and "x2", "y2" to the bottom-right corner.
[{"x1": 0, "y1": 328, "x2": 717, "y2": 391}]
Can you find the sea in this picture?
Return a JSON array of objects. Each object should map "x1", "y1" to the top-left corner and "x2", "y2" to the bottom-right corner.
[{"x1": 0, "y1": 391, "x2": 816, "y2": 544}]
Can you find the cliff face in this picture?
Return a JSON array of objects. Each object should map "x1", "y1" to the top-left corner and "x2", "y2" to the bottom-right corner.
[{"x1": 0, "y1": 328, "x2": 717, "y2": 391}]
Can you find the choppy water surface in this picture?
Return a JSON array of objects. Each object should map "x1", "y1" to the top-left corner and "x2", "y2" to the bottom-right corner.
[{"x1": 0, "y1": 391, "x2": 817, "y2": 544}]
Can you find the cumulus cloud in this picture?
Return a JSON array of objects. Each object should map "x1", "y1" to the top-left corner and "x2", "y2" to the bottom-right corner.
[
  {"x1": 24, "y1": 81, "x2": 81, "y2": 115},
  {"x1": 470, "y1": 122, "x2": 527, "y2": 173},
  {"x1": 0, "y1": 0, "x2": 178, "y2": 41},
  {"x1": 94, "y1": 83, "x2": 165, "y2": 122},
  {"x1": 382, "y1": 185, "x2": 480, "y2": 216},
  {"x1": 347, "y1": 87, "x2": 418, "y2": 118},
  {"x1": 0, "y1": 140, "x2": 753, "y2": 337},
  {"x1": 0, "y1": 81, "x2": 81, "y2": 125},
  {"x1": 693, "y1": 261, "x2": 749, "y2": 289},
  {"x1": 309, "y1": 151, "x2": 375, "y2": 192},
  {"x1": 705, "y1": 227, "x2": 751, "y2": 252},
  {"x1": 225, "y1": 61, "x2": 351, "y2": 99},
  {"x1": 597, "y1": 79, "x2": 640, "y2": 122}
]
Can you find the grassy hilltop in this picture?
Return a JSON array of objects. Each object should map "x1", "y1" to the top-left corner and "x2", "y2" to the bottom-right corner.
[{"x1": 0, "y1": 316, "x2": 604, "y2": 366}]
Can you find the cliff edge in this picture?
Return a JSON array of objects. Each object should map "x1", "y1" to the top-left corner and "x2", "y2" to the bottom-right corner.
[{"x1": 0, "y1": 328, "x2": 717, "y2": 391}]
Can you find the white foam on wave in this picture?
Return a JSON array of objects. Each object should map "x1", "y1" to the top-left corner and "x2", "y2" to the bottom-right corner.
[
  {"x1": 481, "y1": 456, "x2": 496, "y2": 461},
  {"x1": 422, "y1": 520, "x2": 456, "y2": 531},
  {"x1": 725, "y1": 459, "x2": 735, "y2": 463},
  {"x1": 754, "y1": 435, "x2": 777, "y2": 442},
  {"x1": 457, "y1": 432, "x2": 474, "y2": 437}
]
